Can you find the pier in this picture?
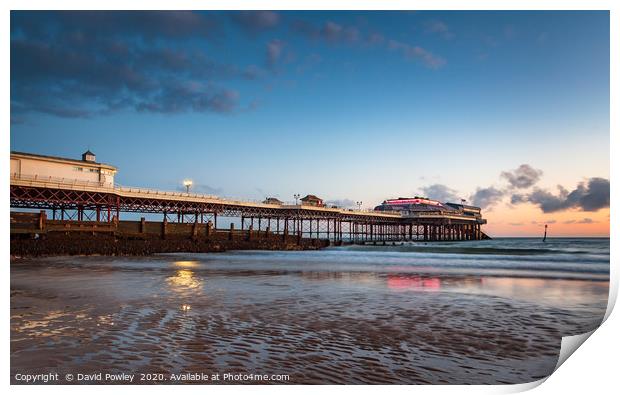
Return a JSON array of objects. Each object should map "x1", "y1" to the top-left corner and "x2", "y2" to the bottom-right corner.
[
  {"x1": 10, "y1": 150, "x2": 489, "y2": 247},
  {"x1": 10, "y1": 173, "x2": 488, "y2": 244}
]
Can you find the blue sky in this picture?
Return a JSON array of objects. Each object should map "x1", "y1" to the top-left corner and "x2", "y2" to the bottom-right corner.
[{"x1": 10, "y1": 11, "x2": 610, "y2": 234}]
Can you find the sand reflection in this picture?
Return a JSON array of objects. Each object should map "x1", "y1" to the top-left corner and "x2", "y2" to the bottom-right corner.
[
  {"x1": 475, "y1": 277, "x2": 609, "y2": 307},
  {"x1": 166, "y1": 268, "x2": 202, "y2": 293},
  {"x1": 387, "y1": 275, "x2": 441, "y2": 291},
  {"x1": 173, "y1": 260, "x2": 200, "y2": 268}
]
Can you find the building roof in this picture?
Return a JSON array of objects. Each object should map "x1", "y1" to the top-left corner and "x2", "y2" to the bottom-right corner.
[
  {"x1": 83, "y1": 150, "x2": 95, "y2": 156},
  {"x1": 11, "y1": 151, "x2": 117, "y2": 171},
  {"x1": 264, "y1": 197, "x2": 283, "y2": 204},
  {"x1": 445, "y1": 202, "x2": 481, "y2": 210},
  {"x1": 301, "y1": 194, "x2": 322, "y2": 201}
]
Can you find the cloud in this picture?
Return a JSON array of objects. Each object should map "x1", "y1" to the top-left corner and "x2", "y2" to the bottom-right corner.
[
  {"x1": 12, "y1": 11, "x2": 222, "y2": 41},
  {"x1": 136, "y1": 82, "x2": 239, "y2": 114},
  {"x1": 325, "y1": 199, "x2": 356, "y2": 209},
  {"x1": 387, "y1": 39, "x2": 446, "y2": 69},
  {"x1": 503, "y1": 25, "x2": 516, "y2": 39},
  {"x1": 510, "y1": 193, "x2": 527, "y2": 204},
  {"x1": 531, "y1": 219, "x2": 557, "y2": 225},
  {"x1": 433, "y1": 166, "x2": 608, "y2": 214},
  {"x1": 526, "y1": 178, "x2": 609, "y2": 213},
  {"x1": 241, "y1": 64, "x2": 264, "y2": 80},
  {"x1": 509, "y1": 222, "x2": 524, "y2": 226},
  {"x1": 289, "y1": 18, "x2": 445, "y2": 69},
  {"x1": 501, "y1": 164, "x2": 543, "y2": 189},
  {"x1": 230, "y1": 11, "x2": 280, "y2": 34},
  {"x1": 425, "y1": 20, "x2": 455, "y2": 40},
  {"x1": 11, "y1": 11, "x2": 256, "y2": 120},
  {"x1": 266, "y1": 39, "x2": 285, "y2": 69},
  {"x1": 420, "y1": 184, "x2": 461, "y2": 203},
  {"x1": 367, "y1": 32, "x2": 385, "y2": 45},
  {"x1": 470, "y1": 187, "x2": 505, "y2": 209},
  {"x1": 563, "y1": 218, "x2": 596, "y2": 225},
  {"x1": 291, "y1": 19, "x2": 360, "y2": 44},
  {"x1": 296, "y1": 53, "x2": 322, "y2": 74}
]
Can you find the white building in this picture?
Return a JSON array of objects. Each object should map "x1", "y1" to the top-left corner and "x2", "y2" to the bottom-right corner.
[{"x1": 10, "y1": 150, "x2": 117, "y2": 188}]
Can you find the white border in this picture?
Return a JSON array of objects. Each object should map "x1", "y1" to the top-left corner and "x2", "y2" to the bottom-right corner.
[{"x1": 3, "y1": 1, "x2": 617, "y2": 394}]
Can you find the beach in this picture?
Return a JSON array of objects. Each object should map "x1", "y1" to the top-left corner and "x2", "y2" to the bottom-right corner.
[{"x1": 10, "y1": 238, "x2": 609, "y2": 384}]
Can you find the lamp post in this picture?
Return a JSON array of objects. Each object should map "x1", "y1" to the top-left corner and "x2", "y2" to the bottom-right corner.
[
  {"x1": 183, "y1": 179, "x2": 193, "y2": 193},
  {"x1": 356, "y1": 201, "x2": 363, "y2": 211},
  {"x1": 294, "y1": 194, "x2": 300, "y2": 205}
]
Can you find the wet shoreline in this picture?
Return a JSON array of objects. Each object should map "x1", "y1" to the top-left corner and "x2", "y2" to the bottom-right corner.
[{"x1": 11, "y1": 247, "x2": 608, "y2": 385}]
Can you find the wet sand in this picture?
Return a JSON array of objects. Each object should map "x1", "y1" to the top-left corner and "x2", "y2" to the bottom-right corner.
[{"x1": 11, "y1": 253, "x2": 608, "y2": 384}]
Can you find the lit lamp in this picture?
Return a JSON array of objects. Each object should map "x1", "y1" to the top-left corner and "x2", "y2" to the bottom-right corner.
[{"x1": 183, "y1": 179, "x2": 193, "y2": 193}]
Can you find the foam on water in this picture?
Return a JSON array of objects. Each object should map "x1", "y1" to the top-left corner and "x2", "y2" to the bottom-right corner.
[{"x1": 156, "y1": 237, "x2": 609, "y2": 281}]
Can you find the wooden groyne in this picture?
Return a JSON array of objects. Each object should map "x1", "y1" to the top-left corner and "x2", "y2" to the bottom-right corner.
[{"x1": 10, "y1": 212, "x2": 329, "y2": 257}]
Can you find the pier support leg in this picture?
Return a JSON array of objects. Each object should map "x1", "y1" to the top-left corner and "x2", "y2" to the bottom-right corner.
[
  {"x1": 327, "y1": 219, "x2": 330, "y2": 241},
  {"x1": 39, "y1": 210, "x2": 46, "y2": 231}
]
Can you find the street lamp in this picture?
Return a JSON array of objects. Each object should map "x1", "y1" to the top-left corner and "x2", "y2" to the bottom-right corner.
[
  {"x1": 356, "y1": 201, "x2": 363, "y2": 211},
  {"x1": 294, "y1": 194, "x2": 300, "y2": 205},
  {"x1": 183, "y1": 179, "x2": 193, "y2": 193}
]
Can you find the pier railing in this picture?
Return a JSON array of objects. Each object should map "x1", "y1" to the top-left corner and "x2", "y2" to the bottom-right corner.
[
  {"x1": 10, "y1": 173, "x2": 484, "y2": 223},
  {"x1": 11, "y1": 173, "x2": 110, "y2": 189},
  {"x1": 10, "y1": 172, "x2": 477, "y2": 220},
  {"x1": 10, "y1": 172, "x2": 404, "y2": 218}
]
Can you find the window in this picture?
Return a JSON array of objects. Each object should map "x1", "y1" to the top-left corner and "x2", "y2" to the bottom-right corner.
[
  {"x1": 88, "y1": 168, "x2": 99, "y2": 173},
  {"x1": 73, "y1": 167, "x2": 83, "y2": 172}
]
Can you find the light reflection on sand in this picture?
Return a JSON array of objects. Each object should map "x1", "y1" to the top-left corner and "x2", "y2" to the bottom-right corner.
[
  {"x1": 387, "y1": 275, "x2": 442, "y2": 291},
  {"x1": 166, "y1": 269, "x2": 202, "y2": 292},
  {"x1": 173, "y1": 260, "x2": 200, "y2": 268},
  {"x1": 10, "y1": 254, "x2": 609, "y2": 384}
]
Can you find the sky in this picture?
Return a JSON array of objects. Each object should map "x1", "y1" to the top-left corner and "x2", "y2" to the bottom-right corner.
[{"x1": 10, "y1": 11, "x2": 610, "y2": 236}]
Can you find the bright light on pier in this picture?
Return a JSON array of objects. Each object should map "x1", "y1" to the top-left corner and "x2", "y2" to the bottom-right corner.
[{"x1": 182, "y1": 179, "x2": 193, "y2": 193}]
